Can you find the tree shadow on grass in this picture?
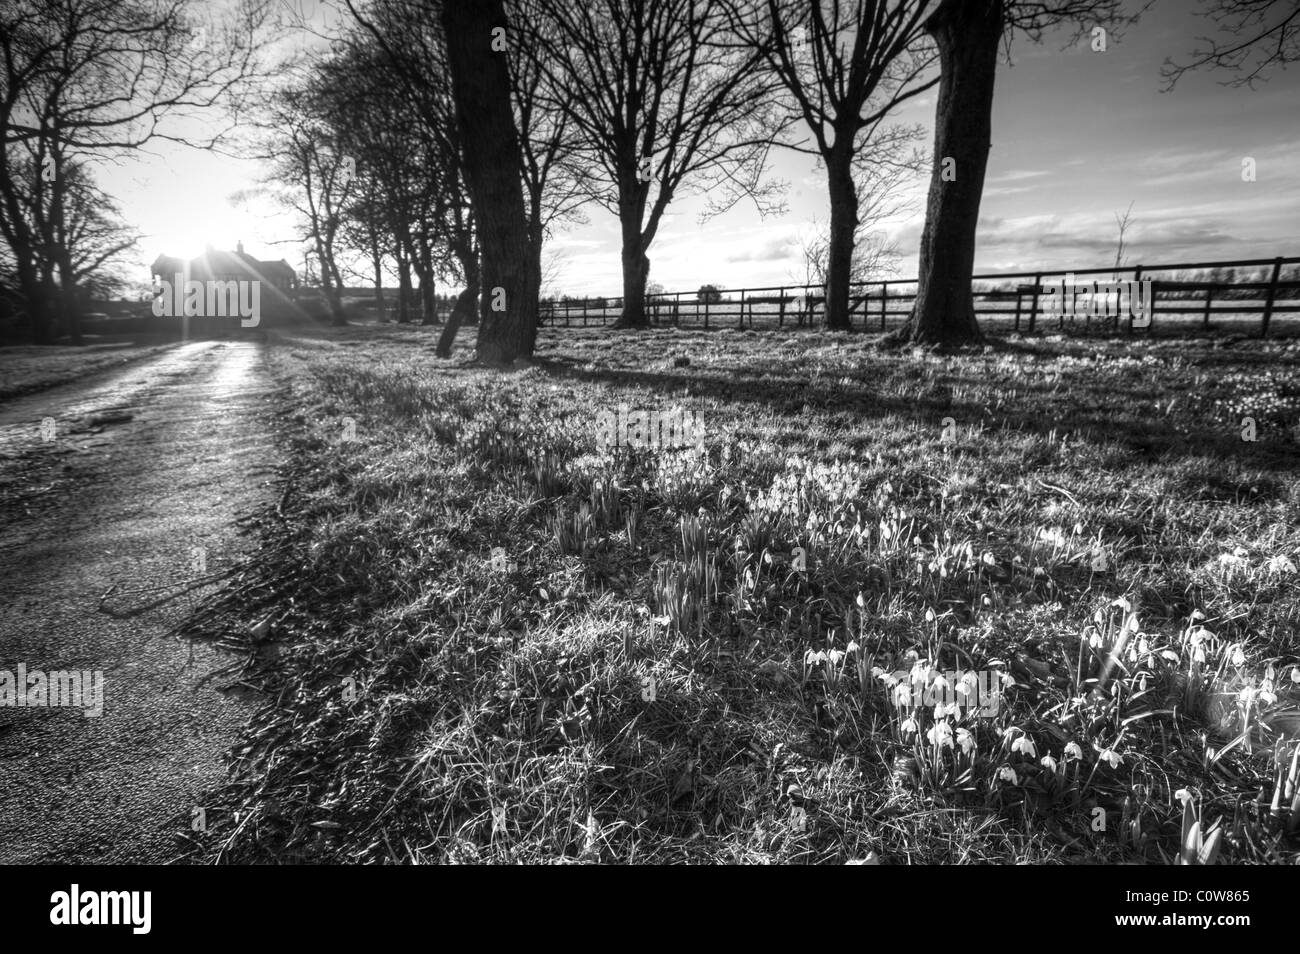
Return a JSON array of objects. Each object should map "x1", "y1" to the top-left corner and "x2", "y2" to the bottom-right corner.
[{"x1": 528, "y1": 333, "x2": 1300, "y2": 484}]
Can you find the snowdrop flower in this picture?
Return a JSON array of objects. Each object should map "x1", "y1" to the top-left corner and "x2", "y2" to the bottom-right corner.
[
  {"x1": 954, "y1": 671, "x2": 973, "y2": 699},
  {"x1": 927, "y1": 722, "x2": 954, "y2": 749},
  {"x1": 1098, "y1": 748, "x2": 1122, "y2": 769},
  {"x1": 846, "y1": 640, "x2": 860, "y2": 654},
  {"x1": 900, "y1": 717, "x2": 918, "y2": 738},
  {"x1": 1231, "y1": 645, "x2": 1246, "y2": 667},
  {"x1": 1265, "y1": 554, "x2": 1296, "y2": 575},
  {"x1": 1040, "y1": 755, "x2": 1058, "y2": 773},
  {"x1": 1089, "y1": 632, "x2": 1104, "y2": 649},
  {"x1": 805, "y1": 649, "x2": 826, "y2": 666},
  {"x1": 894, "y1": 683, "x2": 913, "y2": 708},
  {"x1": 1174, "y1": 788, "x2": 1193, "y2": 806},
  {"x1": 997, "y1": 766, "x2": 1019, "y2": 785},
  {"x1": 935, "y1": 701, "x2": 961, "y2": 720},
  {"x1": 1064, "y1": 742, "x2": 1084, "y2": 762},
  {"x1": 827, "y1": 649, "x2": 845, "y2": 666},
  {"x1": 956, "y1": 728, "x2": 976, "y2": 755},
  {"x1": 1291, "y1": 666, "x2": 1300, "y2": 684},
  {"x1": 1011, "y1": 736, "x2": 1037, "y2": 758}
]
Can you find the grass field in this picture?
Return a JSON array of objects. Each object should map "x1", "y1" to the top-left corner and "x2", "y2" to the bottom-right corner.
[
  {"x1": 185, "y1": 324, "x2": 1300, "y2": 864},
  {"x1": 0, "y1": 337, "x2": 179, "y2": 401}
]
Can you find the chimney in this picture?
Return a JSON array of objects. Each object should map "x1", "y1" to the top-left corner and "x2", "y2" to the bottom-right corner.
[{"x1": 237, "y1": 240, "x2": 245, "y2": 255}]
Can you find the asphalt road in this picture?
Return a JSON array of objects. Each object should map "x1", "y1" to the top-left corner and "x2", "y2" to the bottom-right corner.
[{"x1": 0, "y1": 341, "x2": 279, "y2": 863}]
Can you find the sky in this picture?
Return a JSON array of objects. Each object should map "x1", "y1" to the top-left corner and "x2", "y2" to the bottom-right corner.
[{"x1": 101, "y1": 0, "x2": 1300, "y2": 298}]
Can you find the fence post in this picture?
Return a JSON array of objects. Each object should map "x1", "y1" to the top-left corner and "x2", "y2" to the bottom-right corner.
[
  {"x1": 1028, "y1": 272, "x2": 1042, "y2": 332},
  {"x1": 739, "y1": 289, "x2": 746, "y2": 330},
  {"x1": 1261, "y1": 257, "x2": 1283, "y2": 338},
  {"x1": 704, "y1": 292, "x2": 709, "y2": 330},
  {"x1": 1202, "y1": 284, "x2": 1213, "y2": 329},
  {"x1": 880, "y1": 284, "x2": 887, "y2": 332}
]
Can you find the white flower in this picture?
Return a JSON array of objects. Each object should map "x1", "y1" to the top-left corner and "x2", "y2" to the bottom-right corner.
[
  {"x1": 1265, "y1": 554, "x2": 1296, "y2": 575},
  {"x1": 894, "y1": 683, "x2": 913, "y2": 708},
  {"x1": 1231, "y1": 645, "x2": 1246, "y2": 667},
  {"x1": 805, "y1": 649, "x2": 826, "y2": 665},
  {"x1": 957, "y1": 728, "x2": 976, "y2": 755},
  {"x1": 954, "y1": 671, "x2": 973, "y2": 698},
  {"x1": 1291, "y1": 666, "x2": 1300, "y2": 684},
  {"x1": 900, "y1": 717, "x2": 918, "y2": 737},
  {"x1": 1098, "y1": 748, "x2": 1122, "y2": 769},
  {"x1": 846, "y1": 640, "x2": 860, "y2": 654},
  {"x1": 1064, "y1": 742, "x2": 1084, "y2": 762},
  {"x1": 1011, "y1": 736, "x2": 1037, "y2": 758},
  {"x1": 927, "y1": 722, "x2": 954, "y2": 749},
  {"x1": 935, "y1": 701, "x2": 961, "y2": 720},
  {"x1": 827, "y1": 649, "x2": 845, "y2": 666},
  {"x1": 1040, "y1": 756, "x2": 1058, "y2": 773},
  {"x1": 997, "y1": 766, "x2": 1019, "y2": 785}
]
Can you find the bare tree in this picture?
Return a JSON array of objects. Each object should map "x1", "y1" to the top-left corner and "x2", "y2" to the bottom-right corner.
[
  {"x1": 0, "y1": 0, "x2": 271, "y2": 342},
  {"x1": 1163, "y1": 0, "x2": 1300, "y2": 88},
  {"x1": 439, "y1": 0, "x2": 536, "y2": 362},
  {"x1": 533, "y1": 0, "x2": 788, "y2": 329},
  {"x1": 891, "y1": 0, "x2": 1139, "y2": 346},
  {"x1": 1112, "y1": 200, "x2": 1135, "y2": 280},
  {"x1": 733, "y1": 0, "x2": 938, "y2": 330},
  {"x1": 789, "y1": 154, "x2": 915, "y2": 291}
]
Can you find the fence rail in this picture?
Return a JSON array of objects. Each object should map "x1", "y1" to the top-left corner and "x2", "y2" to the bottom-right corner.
[{"x1": 539, "y1": 255, "x2": 1300, "y2": 337}]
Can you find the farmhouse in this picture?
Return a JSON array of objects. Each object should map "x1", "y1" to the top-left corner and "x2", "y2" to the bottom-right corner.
[{"x1": 149, "y1": 242, "x2": 298, "y2": 323}]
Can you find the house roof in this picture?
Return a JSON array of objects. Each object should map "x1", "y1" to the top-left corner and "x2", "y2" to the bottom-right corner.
[{"x1": 151, "y1": 247, "x2": 296, "y2": 281}]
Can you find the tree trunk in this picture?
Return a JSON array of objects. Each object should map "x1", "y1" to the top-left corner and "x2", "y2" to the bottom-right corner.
[
  {"x1": 437, "y1": 251, "x2": 480, "y2": 358},
  {"x1": 396, "y1": 249, "x2": 412, "y2": 323},
  {"x1": 824, "y1": 150, "x2": 858, "y2": 331},
  {"x1": 418, "y1": 236, "x2": 437, "y2": 325},
  {"x1": 617, "y1": 222, "x2": 650, "y2": 329},
  {"x1": 56, "y1": 249, "x2": 82, "y2": 344},
  {"x1": 371, "y1": 234, "x2": 385, "y2": 320},
  {"x1": 440, "y1": 0, "x2": 536, "y2": 364},
  {"x1": 897, "y1": 0, "x2": 1001, "y2": 346}
]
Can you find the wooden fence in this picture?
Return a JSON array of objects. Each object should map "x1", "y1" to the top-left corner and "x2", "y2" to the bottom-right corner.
[{"x1": 539, "y1": 255, "x2": 1300, "y2": 337}]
